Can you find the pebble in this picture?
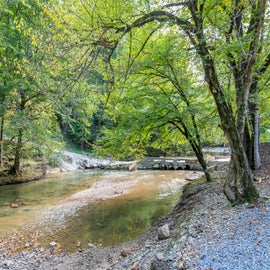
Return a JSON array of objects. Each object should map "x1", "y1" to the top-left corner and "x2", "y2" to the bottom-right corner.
[
  {"x1": 88, "y1": 243, "x2": 96, "y2": 249},
  {"x1": 49, "y1": 241, "x2": 57, "y2": 248},
  {"x1": 155, "y1": 252, "x2": 164, "y2": 261}
]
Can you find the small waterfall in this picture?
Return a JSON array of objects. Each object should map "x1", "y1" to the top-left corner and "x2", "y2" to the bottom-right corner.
[
  {"x1": 59, "y1": 151, "x2": 133, "y2": 171},
  {"x1": 60, "y1": 151, "x2": 112, "y2": 171}
]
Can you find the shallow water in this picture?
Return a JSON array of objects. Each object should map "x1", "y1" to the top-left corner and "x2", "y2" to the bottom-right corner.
[
  {"x1": 0, "y1": 171, "x2": 102, "y2": 233},
  {"x1": 0, "y1": 170, "x2": 188, "y2": 250}
]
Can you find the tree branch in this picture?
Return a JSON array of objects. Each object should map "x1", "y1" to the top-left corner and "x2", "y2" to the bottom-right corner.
[{"x1": 115, "y1": 10, "x2": 196, "y2": 36}]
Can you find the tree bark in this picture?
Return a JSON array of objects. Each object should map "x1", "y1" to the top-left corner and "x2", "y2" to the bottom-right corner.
[
  {"x1": 0, "y1": 116, "x2": 4, "y2": 168},
  {"x1": 171, "y1": 120, "x2": 212, "y2": 182},
  {"x1": 223, "y1": 127, "x2": 258, "y2": 204},
  {"x1": 10, "y1": 128, "x2": 23, "y2": 176},
  {"x1": 10, "y1": 89, "x2": 27, "y2": 176},
  {"x1": 191, "y1": 144, "x2": 212, "y2": 182},
  {"x1": 247, "y1": 79, "x2": 261, "y2": 170},
  {"x1": 244, "y1": 51, "x2": 270, "y2": 170}
]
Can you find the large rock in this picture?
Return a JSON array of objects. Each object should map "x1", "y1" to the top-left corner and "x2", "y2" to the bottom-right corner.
[{"x1": 158, "y1": 223, "x2": 170, "y2": 240}]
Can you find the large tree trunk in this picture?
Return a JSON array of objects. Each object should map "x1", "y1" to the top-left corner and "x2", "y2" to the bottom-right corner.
[
  {"x1": 195, "y1": 38, "x2": 259, "y2": 203},
  {"x1": 223, "y1": 128, "x2": 259, "y2": 204},
  {"x1": 188, "y1": 0, "x2": 266, "y2": 203}
]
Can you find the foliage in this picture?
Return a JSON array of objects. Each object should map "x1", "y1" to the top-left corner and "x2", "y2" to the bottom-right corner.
[
  {"x1": 71, "y1": 0, "x2": 269, "y2": 203},
  {"x1": 95, "y1": 30, "x2": 223, "y2": 160}
]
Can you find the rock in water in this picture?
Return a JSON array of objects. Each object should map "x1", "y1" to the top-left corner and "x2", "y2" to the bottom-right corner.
[
  {"x1": 129, "y1": 163, "x2": 137, "y2": 171},
  {"x1": 11, "y1": 202, "x2": 19, "y2": 208},
  {"x1": 158, "y1": 224, "x2": 170, "y2": 240}
]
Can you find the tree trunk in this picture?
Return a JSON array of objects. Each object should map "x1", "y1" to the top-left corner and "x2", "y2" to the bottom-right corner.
[
  {"x1": 171, "y1": 120, "x2": 212, "y2": 182},
  {"x1": 248, "y1": 80, "x2": 261, "y2": 170},
  {"x1": 10, "y1": 129, "x2": 23, "y2": 176},
  {"x1": 243, "y1": 123, "x2": 253, "y2": 168},
  {"x1": 223, "y1": 126, "x2": 259, "y2": 204},
  {"x1": 189, "y1": 142, "x2": 212, "y2": 182},
  {"x1": 188, "y1": 0, "x2": 266, "y2": 203},
  {"x1": 195, "y1": 150, "x2": 212, "y2": 182},
  {"x1": 0, "y1": 116, "x2": 4, "y2": 167},
  {"x1": 196, "y1": 42, "x2": 259, "y2": 203}
]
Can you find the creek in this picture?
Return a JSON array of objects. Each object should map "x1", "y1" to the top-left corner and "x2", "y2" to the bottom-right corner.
[{"x1": 0, "y1": 170, "x2": 192, "y2": 251}]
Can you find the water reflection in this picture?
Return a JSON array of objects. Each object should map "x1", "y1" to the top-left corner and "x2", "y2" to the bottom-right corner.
[
  {"x1": 0, "y1": 170, "x2": 187, "y2": 250},
  {"x1": 42, "y1": 171, "x2": 187, "y2": 250}
]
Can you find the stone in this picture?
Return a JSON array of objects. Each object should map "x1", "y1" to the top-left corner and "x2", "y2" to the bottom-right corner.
[
  {"x1": 2, "y1": 260, "x2": 12, "y2": 268},
  {"x1": 11, "y1": 202, "x2": 19, "y2": 208},
  {"x1": 158, "y1": 224, "x2": 170, "y2": 240},
  {"x1": 120, "y1": 247, "x2": 131, "y2": 257},
  {"x1": 131, "y1": 262, "x2": 140, "y2": 270},
  {"x1": 178, "y1": 261, "x2": 186, "y2": 270},
  {"x1": 129, "y1": 163, "x2": 137, "y2": 171},
  {"x1": 156, "y1": 253, "x2": 164, "y2": 261},
  {"x1": 88, "y1": 243, "x2": 96, "y2": 249},
  {"x1": 50, "y1": 241, "x2": 57, "y2": 248},
  {"x1": 150, "y1": 259, "x2": 169, "y2": 270}
]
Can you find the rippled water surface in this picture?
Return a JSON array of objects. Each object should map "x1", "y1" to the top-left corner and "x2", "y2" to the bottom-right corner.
[{"x1": 0, "y1": 170, "x2": 188, "y2": 250}]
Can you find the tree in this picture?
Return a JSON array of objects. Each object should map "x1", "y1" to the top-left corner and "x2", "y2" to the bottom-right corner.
[
  {"x1": 0, "y1": 0, "x2": 65, "y2": 175},
  {"x1": 72, "y1": 0, "x2": 268, "y2": 204},
  {"x1": 97, "y1": 30, "x2": 222, "y2": 181}
]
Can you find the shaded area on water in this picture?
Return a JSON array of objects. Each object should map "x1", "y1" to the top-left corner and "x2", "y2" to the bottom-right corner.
[{"x1": 40, "y1": 171, "x2": 187, "y2": 251}]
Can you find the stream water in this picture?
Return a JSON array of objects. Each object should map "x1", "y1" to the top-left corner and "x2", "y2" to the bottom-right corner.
[{"x1": 0, "y1": 170, "x2": 189, "y2": 251}]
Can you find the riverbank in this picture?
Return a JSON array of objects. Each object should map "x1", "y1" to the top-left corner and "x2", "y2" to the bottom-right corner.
[
  {"x1": 1, "y1": 143, "x2": 270, "y2": 270},
  {"x1": 1, "y1": 173, "x2": 270, "y2": 270},
  {"x1": 0, "y1": 162, "x2": 46, "y2": 186}
]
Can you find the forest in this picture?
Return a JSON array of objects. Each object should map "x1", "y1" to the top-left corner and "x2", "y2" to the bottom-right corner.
[{"x1": 0, "y1": 0, "x2": 270, "y2": 205}]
